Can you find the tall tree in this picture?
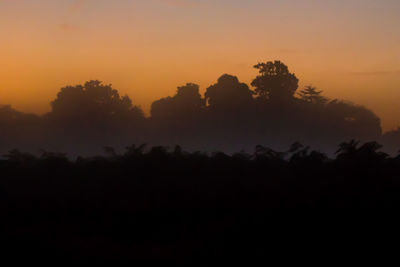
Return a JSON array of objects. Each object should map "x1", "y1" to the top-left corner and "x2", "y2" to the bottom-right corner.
[
  {"x1": 175, "y1": 83, "x2": 205, "y2": 112},
  {"x1": 151, "y1": 83, "x2": 204, "y2": 119},
  {"x1": 298, "y1": 86, "x2": 328, "y2": 104},
  {"x1": 205, "y1": 74, "x2": 254, "y2": 111},
  {"x1": 49, "y1": 80, "x2": 143, "y2": 124},
  {"x1": 251, "y1": 61, "x2": 299, "y2": 102}
]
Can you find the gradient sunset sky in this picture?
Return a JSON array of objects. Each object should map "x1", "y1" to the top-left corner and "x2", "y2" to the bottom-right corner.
[{"x1": 1, "y1": 0, "x2": 399, "y2": 130}]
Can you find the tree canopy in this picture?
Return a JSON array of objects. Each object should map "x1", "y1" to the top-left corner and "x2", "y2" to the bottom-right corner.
[
  {"x1": 49, "y1": 80, "x2": 143, "y2": 124},
  {"x1": 205, "y1": 74, "x2": 254, "y2": 111},
  {"x1": 251, "y1": 61, "x2": 299, "y2": 102},
  {"x1": 298, "y1": 86, "x2": 328, "y2": 104},
  {"x1": 0, "y1": 60, "x2": 392, "y2": 156},
  {"x1": 151, "y1": 83, "x2": 204, "y2": 120}
]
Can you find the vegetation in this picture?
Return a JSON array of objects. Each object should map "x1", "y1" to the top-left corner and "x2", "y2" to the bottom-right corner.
[
  {"x1": 1, "y1": 61, "x2": 399, "y2": 262},
  {"x1": 1, "y1": 141, "x2": 400, "y2": 263},
  {"x1": 0, "y1": 61, "x2": 393, "y2": 156}
]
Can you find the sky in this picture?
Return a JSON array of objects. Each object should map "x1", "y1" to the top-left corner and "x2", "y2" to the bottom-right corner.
[{"x1": 0, "y1": 0, "x2": 399, "y2": 130}]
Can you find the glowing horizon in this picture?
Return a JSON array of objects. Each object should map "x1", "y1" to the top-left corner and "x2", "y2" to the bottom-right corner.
[{"x1": 1, "y1": 0, "x2": 399, "y2": 130}]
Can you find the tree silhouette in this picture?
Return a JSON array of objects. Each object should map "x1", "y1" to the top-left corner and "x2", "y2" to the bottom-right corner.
[
  {"x1": 381, "y1": 128, "x2": 400, "y2": 155},
  {"x1": 205, "y1": 74, "x2": 254, "y2": 111},
  {"x1": 298, "y1": 86, "x2": 328, "y2": 104},
  {"x1": 251, "y1": 61, "x2": 298, "y2": 102},
  {"x1": 175, "y1": 83, "x2": 205, "y2": 111},
  {"x1": 336, "y1": 140, "x2": 387, "y2": 163},
  {"x1": 3, "y1": 149, "x2": 36, "y2": 162},
  {"x1": 49, "y1": 80, "x2": 143, "y2": 124},
  {"x1": 104, "y1": 146, "x2": 118, "y2": 158},
  {"x1": 0, "y1": 105, "x2": 40, "y2": 123},
  {"x1": 325, "y1": 100, "x2": 382, "y2": 140},
  {"x1": 151, "y1": 83, "x2": 204, "y2": 120},
  {"x1": 0, "y1": 60, "x2": 390, "y2": 157},
  {"x1": 125, "y1": 144, "x2": 147, "y2": 158},
  {"x1": 254, "y1": 145, "x2": 285, "y2": 161},
  {"x1": 151, "y1": 97, "x2": 174, "y2": 119},
  {"x1": 287, "y1": 142, "x2": 327, "y2": 164},
  {"x1": 357, "y1": 141, "x2": 388, "y2": 161}
]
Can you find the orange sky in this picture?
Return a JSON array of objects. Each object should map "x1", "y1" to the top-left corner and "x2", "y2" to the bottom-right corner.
[{"x1": 0, "y1": 0, "x2": 399, "y2": 131}]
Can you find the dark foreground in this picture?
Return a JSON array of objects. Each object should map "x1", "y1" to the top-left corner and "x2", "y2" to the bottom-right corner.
[{"x1": 1, "y1": 143, "x2": 400, "y2": 263}]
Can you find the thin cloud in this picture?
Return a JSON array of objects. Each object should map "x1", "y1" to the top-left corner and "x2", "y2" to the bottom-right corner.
[
  {"x1": 159, "y1": 0, "x2": 201, "y2": 7},
  {"x1": 58, "y1": 23, "x2": 79, "y2": 32},
  {"x1": 62, "y1": 0, "x2": 87, "y2": 33},
  {"x1": 347, "y1": 71, "x2": 400, "y2": 76},
  {"x1": 69, "y1": 0, "x2": 87, "y2": 13}
]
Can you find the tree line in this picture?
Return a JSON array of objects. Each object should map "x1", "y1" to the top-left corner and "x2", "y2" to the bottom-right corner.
[
  {"x1": 1, "y1": 136, "x2": 400, "y2": 263},
  {"x1": 0, "y1": 60, "x2": 398, "y2": 156}
]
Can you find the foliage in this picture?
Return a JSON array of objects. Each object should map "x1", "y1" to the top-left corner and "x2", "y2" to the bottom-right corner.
[
  {"x1": 0, "y1": 61, "x2": 393, "y2": 156},
  {"x1": 251, "y1": 60, "x2": 299, "y2": 102},
  {"x1": 205, "y1": 74, "x2": 254, "y2": 111},
  {"x1": 298, "y1": 86, "x2": 328, "y2": 104}
]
